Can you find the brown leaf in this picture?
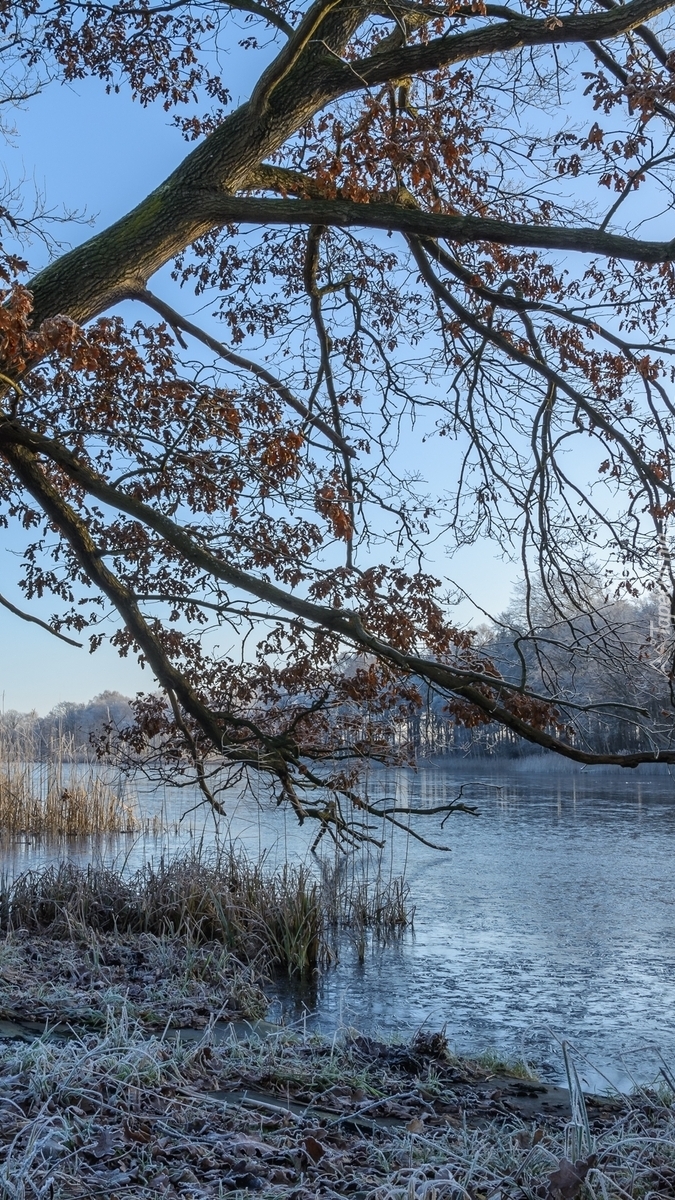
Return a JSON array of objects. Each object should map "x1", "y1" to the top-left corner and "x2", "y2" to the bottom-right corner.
[
  {"x1": 123, "y1": 1120, "x2": 152, "y2": 1144},
  {"x1": 515, "y1": 1127, "x2": 544, "y2": 1149},
  {"x1": 302, "y1": 1134, "x2": 326, "y2": 1162},
  {"x1": 406, "y1": 1115, "x2": 426, "y2": 1133},
  {"x1": 0, "y1": 966, "x2": 21, "y2": 984},
  {"x1": 547, "y1": 1154, "x2": 597, "y2": 1200}
]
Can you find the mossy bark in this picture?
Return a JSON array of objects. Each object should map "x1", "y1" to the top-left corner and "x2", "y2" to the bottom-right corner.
[{"x1": 26, "y1": 0, "x2": 672, "y2": 327}]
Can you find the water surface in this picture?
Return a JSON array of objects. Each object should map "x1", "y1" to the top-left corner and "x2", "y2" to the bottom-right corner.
[
  {"x1": 295, "y1": 761, "x2": 675, "y2": 1091},
  {"x1": 4, "y1": 759, "x2": 675, "y2": 1090}
]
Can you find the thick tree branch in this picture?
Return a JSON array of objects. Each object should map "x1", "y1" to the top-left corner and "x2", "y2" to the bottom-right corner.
[
  {"x1": 246, "y1": 162, "x2": 332, "y2": 197},
  {"x1": 350, "y1": 0, "x2": 675, "y2": 86},
  {"x1": 189, "y1": 193, "x2": 675, "y2": 261},
  {"x1": 23, "y1": 0, "x2": 675, "y2": 332},
  {"x1": 1, "y1": 417, "x2": 674, "y2": 767},
  {"x1": 249, "y1": 0, "x2": 345, "y2": 113},
  {"x1": 25, "y1": 3, "x2": 366, "y2": 327}
]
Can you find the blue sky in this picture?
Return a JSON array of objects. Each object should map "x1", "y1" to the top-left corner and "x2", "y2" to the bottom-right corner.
[
  {"x1": 0, "y1": 62, "x2": 518, "y2": 713},
  {"x1": 1, "y1": 78, "x2": 185, "y2": 712}
]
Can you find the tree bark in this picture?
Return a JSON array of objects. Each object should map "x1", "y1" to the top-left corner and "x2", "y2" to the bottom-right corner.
[{"x1": 26, "y1": 0, "x2": 675, "y2": 329}]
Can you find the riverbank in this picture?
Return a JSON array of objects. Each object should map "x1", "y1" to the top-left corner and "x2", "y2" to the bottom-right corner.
[
  {"x1": 0, "y1": 846, "x2": 415, "y2": 1040},
  {"x1": 0, "y1": 1016, "x2": 672, "y2": 1198},
  {"x1": 0, "y1": 930, "x2": 269, "y2": 1030},
  {"x1": 0, "y1": 849, "x2": 411, "y2": 978},
  {"x1": 0, "y1": 859, "x2": 674, "y2": 1197}
]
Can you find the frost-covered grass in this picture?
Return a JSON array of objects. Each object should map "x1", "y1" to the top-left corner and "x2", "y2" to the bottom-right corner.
[
  {"x1": 0, "y1": 930, "x2": 268, "y2": 1029},
  {"x1": 0, "y1": 1016, "x2": 672, "y2": 1199}
]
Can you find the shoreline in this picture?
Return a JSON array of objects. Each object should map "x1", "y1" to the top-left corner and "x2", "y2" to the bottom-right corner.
[
  {"x1": 0, "y1": 914, "x2": 672, "y2": 1197},
  {"x1": 0, "y1": 1010, "x2": 671, "y2": 1199}
]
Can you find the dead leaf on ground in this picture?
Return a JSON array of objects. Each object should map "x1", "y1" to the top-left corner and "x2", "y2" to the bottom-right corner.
[
  {"x1": 406, "y1": 1116, "x2": 426, "y2": 1133},
  {"x1": 515, "y1": 1127, "x2": 544, "y2": 1149},
  {"x1": 302, "y1": 1133, "x2": 326, "y2": 1162},
  {"x1": 123, "y1": 1120, "x2": 152, "y2": 1144},
  {"x1": 547, "y1": 1154, "x2": 598, "y2": 1200},
  {"x1": 87, "y1": 1126, "x2": 122, "y2": 1160},
  {"x1": 0, "y1": 966, "x2": 22, "y2": 984}
]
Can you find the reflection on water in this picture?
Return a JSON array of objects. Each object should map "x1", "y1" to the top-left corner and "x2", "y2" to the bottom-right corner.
[{"x1": 3, "y1": 759, "x2": 675, "y2": 1090}]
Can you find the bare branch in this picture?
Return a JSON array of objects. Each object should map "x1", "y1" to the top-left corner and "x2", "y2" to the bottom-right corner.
[
  {"x1": 127, "y1": 288, "x2": 357, "y2": 458},
  {"x1": 0, "y1": 589, "x2": 83, "y2": 648}
]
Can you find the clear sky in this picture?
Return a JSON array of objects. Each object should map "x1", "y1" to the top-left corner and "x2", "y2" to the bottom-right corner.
[
  {"x1": 1, "y1": 78, "x2": 185, "y2": 712},
  {"x1": 0, "y1": 65, "x2": 519, "y2": 714}
]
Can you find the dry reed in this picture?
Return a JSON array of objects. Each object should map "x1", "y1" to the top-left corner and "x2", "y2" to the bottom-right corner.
[
  {"x1": 0, "y1": 726, "x2": 146, "y2": 837},
  {"x1": 0, "y1": 771, "x2": 143, "y2": 837},
  {"x1": 0, "y1": 847, "x2": 413, "y2": 977}
]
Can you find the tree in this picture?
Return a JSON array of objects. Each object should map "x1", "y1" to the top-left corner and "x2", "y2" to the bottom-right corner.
[{"x1": 2, "y1": 0, "x2": 675, "y2": 847}]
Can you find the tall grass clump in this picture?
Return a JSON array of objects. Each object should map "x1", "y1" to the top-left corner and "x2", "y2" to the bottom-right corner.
[
  {"x1": 0, "y1": 847, "x2": 413, "y2": 976},
  {"x1": 0, "y1": 725, "x2": 147, "y2": 837},
  {"x1": 0, "y1": 771, "x2": 142, "y2": 837},
  {"x1": 321, "y1": 862, "x2": 413, "y2": 932}
]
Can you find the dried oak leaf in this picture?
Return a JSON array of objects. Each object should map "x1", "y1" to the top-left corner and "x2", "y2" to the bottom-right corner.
[
  {"x1": 87, "y1": 1125, "x2": 123, "y2": 1160},
  {"x1": 547, "y1": 1154, "x2": 597, "y2": 1200},
  {"x1": 406, "y1": 1116, "x2": 426, "y2": 1133},
  {"x1": 515, "y1": 1127, "x2": 544, "y2": 1149},
  {"x1": 302, "y1": 1134, "x2": 326, "y2": 1162}
]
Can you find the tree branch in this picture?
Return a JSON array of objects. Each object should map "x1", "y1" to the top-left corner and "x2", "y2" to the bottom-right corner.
[
  {"x1": 349, "y1": 0, "x2": 675, "y2": 88},
  {"x1": 23, "y1": 0, "x2": 675, "y2": 332},
  {"x1": 194, "y1": 193, "x2": 675, "y2": 262},
  {"x1": 594, "y1": 0, "x2": 671, "y2": 65},
  {"x1": 2, "y1": 416, "x2": 674, "y2": 768},
  {"x1": 127, "y1": 288, "x2": 357, "y2": 458},
  {"x1": 406, "y1": 234, "x2": 674, "y2": 506},
  {"x1": 303, "y1": 224, "x2": 356, "y2": 564},
  {"x1": 0, "y1": 590, "x2": 83, "y2": 647}
]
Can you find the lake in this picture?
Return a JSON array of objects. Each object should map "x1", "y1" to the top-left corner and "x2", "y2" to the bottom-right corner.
[{"x1": 3, "y1": 757, "x2": 675, "y2": 1091}]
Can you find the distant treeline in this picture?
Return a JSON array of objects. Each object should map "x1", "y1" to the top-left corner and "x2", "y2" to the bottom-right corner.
[
  {"x1": 397, "y1": 595, "x2": 675, "y2": 759},
  {"x1": 3, "y1": 593, "x2": 673, "y2": 763},
  {"x1": 1, "y1": 688, "x2": 538, "y2": 764},
  {"x1": 0, "y1": 692, "x2": 134, "y2": 760}
]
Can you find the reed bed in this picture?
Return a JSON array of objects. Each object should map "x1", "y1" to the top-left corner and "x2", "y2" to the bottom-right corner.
[
  {"x1": 0, "y1": 1015, "x2": 672, "y2": 1199},
  {"x1": 0, "y1": 847, "x2": 413, "y2": 978},
  {"x1": 321, "y1": 858, "x2": 413, "y2": 932},
  {"x1": 0, "y1": 769, "x2": 144, "y2": 837},
  {"x1": 0, "y1": 725, "x2": 148, "y2": 838}
]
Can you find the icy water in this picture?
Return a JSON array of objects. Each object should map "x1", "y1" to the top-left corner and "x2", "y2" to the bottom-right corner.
[
  {"x1": 302, "y1": 761, "x2": 675, "y2": 1092},
  {"x1": 4, "y1": 758, "x2": 675, "y2": 1090}
]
